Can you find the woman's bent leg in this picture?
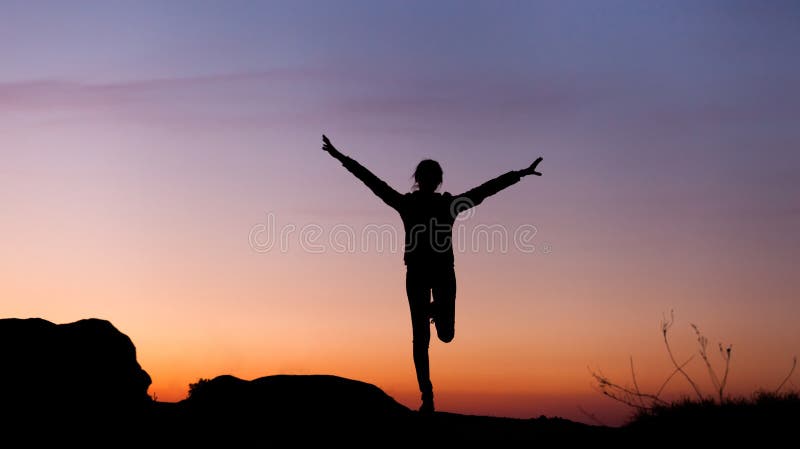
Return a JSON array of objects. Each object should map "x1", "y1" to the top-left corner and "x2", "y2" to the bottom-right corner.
[{"x1": 432, "y1": 266, "x2": 456, "y2": 343}]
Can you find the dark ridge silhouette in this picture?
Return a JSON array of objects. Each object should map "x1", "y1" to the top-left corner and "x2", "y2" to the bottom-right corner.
[
  {"x1": 181, "y1": 374, "x2": 410, "y2": 418},
  {"x1": 157, "y1": 374, "x2": 415, "y2": 444},
  {"x1": 0, "y1": 317, "x2": 612, "y2": 443},
  {"x1": 10, "y1": 317, "x2": 795, "y2": 444},
  {"x1": 158, "y1": 374, "x2": 605, "y2": 444}
]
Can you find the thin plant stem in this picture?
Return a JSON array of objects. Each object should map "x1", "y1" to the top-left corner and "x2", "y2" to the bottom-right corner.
[
  {"x1": 776, "y1": 356, "x2": 797, "y2": 393},
  {"x1": 663, "y1": 312, "x2": 704, "y2": 400},
  {"x1": 630, "y1": 357, "x2": 646, "y2": 409}
]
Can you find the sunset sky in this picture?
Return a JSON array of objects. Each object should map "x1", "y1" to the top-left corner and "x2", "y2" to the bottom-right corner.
[{"x1": 2, "y1": 1, "x2": 798, "y2": 425}]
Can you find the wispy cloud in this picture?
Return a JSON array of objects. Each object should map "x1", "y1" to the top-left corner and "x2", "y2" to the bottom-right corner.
[
  {"x1": 0, "y1": 69, "x2": 604, "y2": 133},
  {"x1": 0, "y1": 68, "x2": 328, "y2": 110},
  {"x1": 2, "y1": 65, "x2": 798, "y2": 136}
]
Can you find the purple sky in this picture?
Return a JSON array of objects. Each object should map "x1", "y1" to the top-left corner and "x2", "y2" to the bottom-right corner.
[{"x1": 2, "y1": 0, "x2": 799, "y2": 422}]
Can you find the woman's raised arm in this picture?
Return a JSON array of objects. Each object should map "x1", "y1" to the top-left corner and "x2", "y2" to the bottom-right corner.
[
  {"x1": 322, "y1": 134, "x2": 403, "y2": 211},
  {"x1": 451, "y1": 157, "x2": 543, "y2": 215}
]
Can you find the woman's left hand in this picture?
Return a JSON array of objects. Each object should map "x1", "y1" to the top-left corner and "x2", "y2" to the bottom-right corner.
[{"x1": 520, "y1": 157, "x2": 543, "y2": 176}]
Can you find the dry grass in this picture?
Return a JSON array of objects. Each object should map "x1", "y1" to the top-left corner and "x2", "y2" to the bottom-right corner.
[{"x1": 589, "y1": 310, "x2": 797, "y2": 419}]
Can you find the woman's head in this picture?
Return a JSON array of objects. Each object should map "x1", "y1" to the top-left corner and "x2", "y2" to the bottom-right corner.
[{"x1": 413, "y1": 159, "x2": 443, "y2": 192}]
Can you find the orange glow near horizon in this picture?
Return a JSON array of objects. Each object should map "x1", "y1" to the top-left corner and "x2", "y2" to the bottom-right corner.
[
  {"x1": 3, "y1": 193, "x2": 797, "y2": 427},
  {"x1": 3, "y1": 135, "x2": 799, "y2": 426}
]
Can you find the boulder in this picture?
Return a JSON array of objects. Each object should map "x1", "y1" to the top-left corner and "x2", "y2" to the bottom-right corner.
[{"x1": 0, "y1": 317, "x2": 152, "y2": 423}]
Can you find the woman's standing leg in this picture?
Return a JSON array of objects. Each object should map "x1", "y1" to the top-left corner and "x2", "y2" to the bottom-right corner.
[{"x1": 406, "y1": 266, "x2": 434, "y2": 412}]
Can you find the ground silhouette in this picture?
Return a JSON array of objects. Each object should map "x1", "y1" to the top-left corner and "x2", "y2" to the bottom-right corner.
[
  {"x1": 0, "y1": 317, "x2": 605, "y2": 444},
  {"x1": 156, "y1": 373, "x2": 603, "y2": 444},
  {"x1": 3, "y1": 317, "x2": 796, "y2": 445}
]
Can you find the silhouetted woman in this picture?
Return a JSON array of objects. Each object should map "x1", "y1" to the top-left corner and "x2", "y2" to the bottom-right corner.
[{"x1": 322, "y1": 134, "x2": 542, "y2": 413}]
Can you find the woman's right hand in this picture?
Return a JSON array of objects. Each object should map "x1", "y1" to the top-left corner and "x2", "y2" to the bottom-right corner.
[{"x1": 322, "y1": 134, "x2": 340, "y2": 156}]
